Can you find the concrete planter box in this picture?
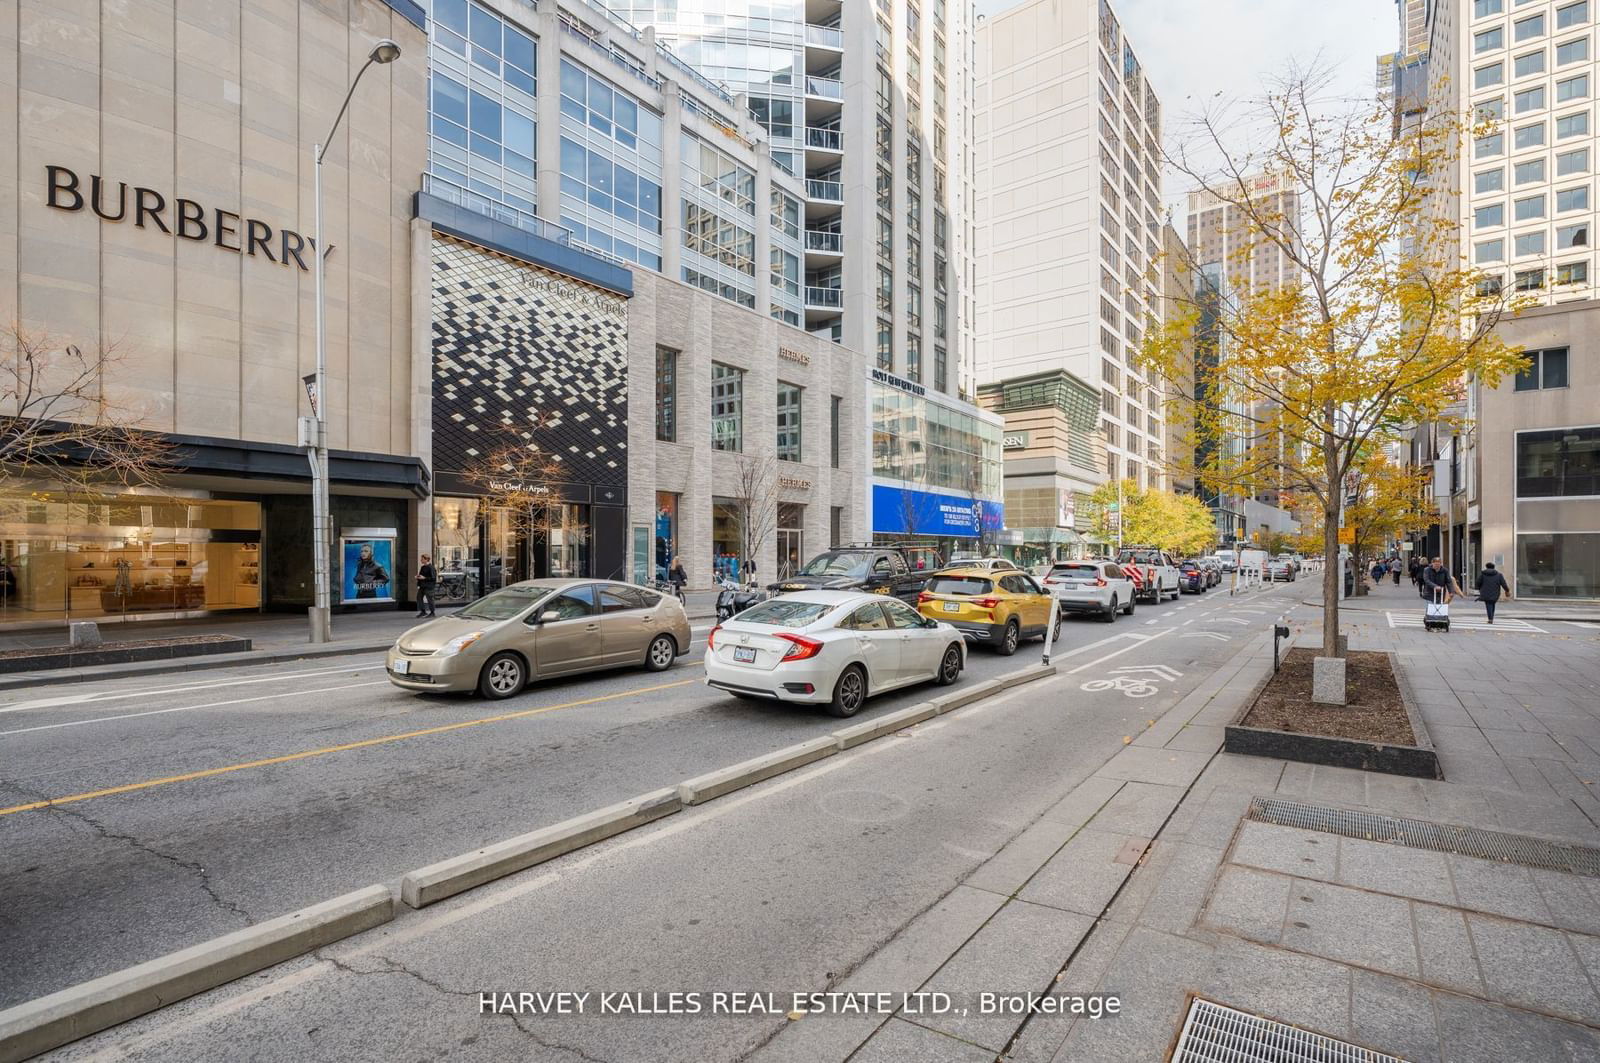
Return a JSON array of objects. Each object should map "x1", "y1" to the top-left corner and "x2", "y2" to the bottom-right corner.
[
  {"x1": 0, "y1": 636, "x2": 252, "y2": 675},
  {"x1": 1223, "y1": 651, "x2": 1441, "y2": 780}
]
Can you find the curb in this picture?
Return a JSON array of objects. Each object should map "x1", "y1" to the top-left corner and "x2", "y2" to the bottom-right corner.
[
  {"x1": 0, "y1": 885, "x2": 393, "y2": 1063},
  {"x1": 400, "y1": 788, "x2": 681, "y2": 909},
  {"x1": 677, "y1": 736, "x2": 839, "y2": 806},
  {"x1": 831, "y1": 703, "x2": 939, "y2": 748},
  {"x1": 0, "y1": 641, "x2": 398, "y2": 692}
]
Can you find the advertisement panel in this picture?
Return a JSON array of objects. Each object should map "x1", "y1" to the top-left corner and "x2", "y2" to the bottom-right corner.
[
  {"x1": 342, "y1": 537, "x2": 395, "y2": 602},
  {"x1": 872, "y1": 484, "x2": 1004, "y2": 537}
]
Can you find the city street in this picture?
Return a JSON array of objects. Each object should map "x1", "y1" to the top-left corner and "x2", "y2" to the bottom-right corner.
[{"x1": 2, "y1": 584, "x2": 1263, "y2": 1013}]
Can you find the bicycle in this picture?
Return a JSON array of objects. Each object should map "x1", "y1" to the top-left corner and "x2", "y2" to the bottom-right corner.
[
  {"x1": 648, "y1": 579, "x2": 686, "y2": 605},
  {"x1": 1079, "y1": 676, "x2": 1160, "y2": 697}
]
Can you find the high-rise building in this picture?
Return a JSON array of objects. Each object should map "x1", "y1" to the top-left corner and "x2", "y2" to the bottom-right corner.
[
  {"x1": 1185, "y1": 173, "x2": 1300, "y2": 304},
  {"x1": 976, "y1": 0, "x2": 1165, "y2": 507}
]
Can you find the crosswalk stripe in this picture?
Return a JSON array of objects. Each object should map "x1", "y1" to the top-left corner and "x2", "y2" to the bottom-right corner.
[{"x1": 1384, "y1": 611, "x2": 1546, "y2": 633}]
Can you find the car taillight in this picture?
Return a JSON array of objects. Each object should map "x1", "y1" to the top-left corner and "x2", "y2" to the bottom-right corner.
[
  {"x1": 1043, "y1": 577, "x2": 1058, "y2": 584},
  {"x1": 917, "y1": 591, "x2": 934, "y2": 603},
  {"x1": 1094, "y1": 577, "x2": 1107, "y2": 587},
  {"x1": 777, "y1": 634, "x2": 824, "y2": 661},
  {"x1": 972, "y1": 596, "x2": 1000, "y2": 608},
  {"x1": 707, "y1": 625, "x2": 721, "y2": 650}
]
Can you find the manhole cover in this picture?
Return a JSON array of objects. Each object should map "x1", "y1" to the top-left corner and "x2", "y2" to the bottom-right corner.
[
  {"x1": 1247, "y1": 797, "x2": 1600, "y2": 878},
  {"x1": 1172, "y1": 998, "x2": 1406, "y2": 1062}
]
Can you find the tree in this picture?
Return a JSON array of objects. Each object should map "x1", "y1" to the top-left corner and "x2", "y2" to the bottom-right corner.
[
  {"x1": 1301, "y1": 448, "x2": 1431, "y2": 596},
  {"x1": 726, "y1": 450, "x2": 780, "y2": 585},
  {"x1": 1088, "y1": 479, "x2": 1217, "y2": 556},
  {"x1": 1140, "y1": 66, "x2": 1529, "y2": 657},
  {"x1": 1, "y1": 323, "x2": 171, "y2": 493}
]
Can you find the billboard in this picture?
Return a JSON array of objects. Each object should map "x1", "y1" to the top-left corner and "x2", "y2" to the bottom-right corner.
[
  {"x1": 872, "y1": 483, "x2": 1004, "y2": 537},
  {"x1": 342, "y1": 537, "x2": 395, "y2": 602}
]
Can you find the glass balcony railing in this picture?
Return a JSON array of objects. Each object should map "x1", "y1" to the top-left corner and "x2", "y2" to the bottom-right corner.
[
  {"x1": 806, "y1": 25, "x2": 844, "y2": 49},
  {"x1": 806, "y1": 178, "x2": 844, "y2": 202},
  {"x1": 421, "y1": 173, "x2": 572, "y2": 246},
  {"x1": 805, "y1": 75, "x2": 844, "y2": 100},
  {"x1": 804, "y1": 285, "x2": 844, "y2": 308},
  {"x1": 805, "y1": 127, "x2": 843, "y2": 150},
  {"x1": 805, "y1": 230, "x2": 843, "y2": 253}
]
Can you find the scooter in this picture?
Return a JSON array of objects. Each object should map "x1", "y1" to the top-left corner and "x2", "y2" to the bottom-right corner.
[{"x1": 715, "y1": 576, "x2": 767, "y2": 622}]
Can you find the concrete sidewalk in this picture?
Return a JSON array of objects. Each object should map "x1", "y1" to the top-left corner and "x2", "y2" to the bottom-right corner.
[
  {"x1": 757, "y1": 588, "x2": 1600, "y2": 1061},
  {"x1": 1319, "y1": 573, "x2": 1600, "y2": 622}
]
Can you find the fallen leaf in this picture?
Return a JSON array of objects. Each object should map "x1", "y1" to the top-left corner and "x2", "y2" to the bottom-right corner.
[{"x1": 1123, "y1": 736, "x2": 1133, "y2": 744}]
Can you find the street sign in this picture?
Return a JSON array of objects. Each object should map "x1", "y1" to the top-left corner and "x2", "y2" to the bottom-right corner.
[
  {"x1": 302, "y1": 372, "x2": 320, "y2": 417},
  {"x1": 1338, "y1": 526, "x2": 1354, "y2": 545}
]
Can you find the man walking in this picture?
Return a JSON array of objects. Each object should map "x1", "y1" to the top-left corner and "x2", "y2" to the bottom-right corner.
[
  {"x1": 1420, "y1": 556, "x2": 1458, "y2": 601},
  {"x1": 416, "y1": 553, "x2": 437, "y2": 618},
  {"x1": 1475, "y1": 561, "x2": 1512, "y2": 624},
  {"x1": 1390, "y1": 556, "x2": 1402, "y2": 585}
]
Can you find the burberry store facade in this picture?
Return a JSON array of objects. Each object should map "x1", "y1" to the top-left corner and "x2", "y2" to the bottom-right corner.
[{"x1": 0, "y1": 0, "x2": 431, "y2": 626}]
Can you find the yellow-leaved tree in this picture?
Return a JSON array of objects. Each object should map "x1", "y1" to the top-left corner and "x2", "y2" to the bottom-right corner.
[
  {"x1": 1089, "y1": 480, "x2": 1217, "y2": 557},
  {"x1": 1139, "y1": 67, "x2": 1529, "y2": 657},
  {"x1": 1300, "y1": 448, "x2": 1432, "y2": 596}
]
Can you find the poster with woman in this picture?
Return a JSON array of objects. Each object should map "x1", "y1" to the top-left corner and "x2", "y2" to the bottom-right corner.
[{"x1": 341, "y1": 538, "x2": 393, "y2": 602}]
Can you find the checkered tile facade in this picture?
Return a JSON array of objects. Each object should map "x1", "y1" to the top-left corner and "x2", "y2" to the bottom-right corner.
[{"x1": 431, "y1": 236, "x2": 629, "y2": 489}]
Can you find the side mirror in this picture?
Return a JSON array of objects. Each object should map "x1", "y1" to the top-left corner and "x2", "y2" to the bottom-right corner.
[{"x1": 531, "y1": 608, "x2": 555, "y2": 625}]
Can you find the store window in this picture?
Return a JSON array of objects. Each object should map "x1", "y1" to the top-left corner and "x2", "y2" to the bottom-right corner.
[
  {"x1": 546, "y1": 502, "x2": 589, "y2": 578},
  {"x1": 777, "y1": 382, "x2": 803, "y2": 462},
  {"x1": 712, "y1": 498, "x2": 744, "y2": 582},
  {"x1": 0, "y1": 491, "x2": 261, "y2": 624},
  {"x1": 1517, "y1": 424, "x2": 1600, "y2": 495},
  {"x1": 711, "y1": 362, "x2": 745, "y2": 452},
  {"x1": 656, "y1": 346, "x2": 677, "y2": 442},
  {"x1": 1518, "y1": 532, "x2": 1600, "y2": 598},
  {"x1": 777, "y1": 503, "x2": 805, "y2": 580},
  {"x1": 432, "y1": 497, "x2": 483, "y2": 604},
  {"x1": 486, "y1": 506, "x2": 525, "y2": 589},
  {"x1": 654, "y1": 491, "x2": 679, "y2": 581}
]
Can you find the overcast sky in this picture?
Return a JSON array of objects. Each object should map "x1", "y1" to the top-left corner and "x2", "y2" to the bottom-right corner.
[{"x1": 974, "y1": 0, "x2": 1399, "y2": 219}]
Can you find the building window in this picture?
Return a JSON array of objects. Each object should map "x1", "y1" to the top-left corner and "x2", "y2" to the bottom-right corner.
[
  {"x1": 776, "y1": 382, "x2": 803, "y2": 463},
  {"x1": 711, "y1": 362, "x2": 744, "y2": 452},
  {"x1": 1516, "y1": 157, "x2": 1547, "y2": 183},
  {"x1": 1476, "y1": 0, "x2": 1503, "y2": 17},
  {"x1": 771, "y1": 247, "x2": 799, "y2": 296},
  {"x1": 1558, "y1": 36, "x2": 1592, "y2": 65},
  {"x1": 831, "y1": 506, "x2": 843, "y2": 549},
  {"x1": 1478, "y1": 26, "x2": 1506, "y2": 52},
  {"x1": 776, "y1": 503, "x2": 805, "y2": 580},
  {"x1": 1516, "y1": 13, "x2": 1546, "y2": 40},
  {"x1": 682, "y1": 202, "x2": 756, "y2": 277},
  {"x1": 1559, "y1": 185, "x2": 1592, "y2": 211},
  {"x1": 906, "y1": 333, "x2": 922, "y2": 382},
  {"x1": 1517, "y1": 424, "x2": 1597, "y2": 497},
  {"x1": 1476, "y1": 167, "x2": 1506, "y2": 191},
  {"x1": 1558, "y1": 147, "x2": 1591, "y2": 173},
  {"x1": 1559, "y1": 2, "x2": 1590, "y2": 30},
  {"x1": 1477, "y1": 132, "x2": 1505, "y2": 156},
  {"x1": 1476, "y1": 203, "x2": 1506, "y2": 227},
  {"x1": 655, "y1": 346, "x2": 677, "y2": 442},
  {"x1": 1559, "y1": 74, "x2": 1591, "y2": 101},
  {"x1": 934, "y1": 345, "x2": 947, "y2": 393},
  {"x1": 1515, "y1": 122, "x2": 1546, "y2": 148},
  {"x1": 1515, "y1": 194, "x2": 1546, "y2": 219},
  {"x1": 1515, "y1": 348, "x2": 1571, "y2": 391},
  {"x1": 1477, "y1": 62, "x2": 1505, "y2": 88},
  {"x1": 1516, "y1": 86, "x2": 1546, "y2": 112},
  {"x1": 653, "y1": 492, "x2": 679, "y2": 579},
  {"x1": 1558, "y1": 220, "x2": 1590, "y2": 247},
  {"x1": 877, "y1": 266, "x2": 893, "y2": 313},
  {"x1": 771, "y1": 189, "x2": 800, "y2": 238},
  {"x1": 1557, "y1": 111, "x2": 1591, "y2": 137},
  {"x1": 1479, "y1": 96, "x2": 1507, "y2": 122},
  {"x1": 877, "y1": 318, "x2": 893, "y2": 370},
  {"x1": 1515, "y1": 267, "x2": 1547, "y2": 289},
  {"x1": 830, "y1": 395, "x2": 842, "y2": 469},
  {"x1": 1478, "y1": 274, "x2": 1505, "y2": 296},
  {"x1": 1517, "y1": 532, "x2": 1600, "y2": 598},
  {"x1": 1475, "y1": 237, "x2": 1506, "y2": 263},
  {"x1": 1558, "y1": 259, "x2": 1590, "y2": 284},
  {"x1": 1515, "y1": 50, "x2": 1547, "y2": 77}
]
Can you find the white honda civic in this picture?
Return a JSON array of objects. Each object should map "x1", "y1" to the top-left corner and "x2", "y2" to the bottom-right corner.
[{"x1": 704, "y1": 590, "x2": 967, "y2": 717}]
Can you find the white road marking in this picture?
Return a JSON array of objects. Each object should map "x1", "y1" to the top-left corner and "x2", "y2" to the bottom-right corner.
[
  {"x1": 1065, "y1": 629, "x2": 1172, "y2": 675},
  {"x1": 1180, "y1": 631, "x2": 1232, "y2": 642},
  {"x1": 0, "y1": 664, "x2": 381, "y2": 715},
  {"x1": 1384, "y1": 612, "x2": 1546, "y2": 633},
  {"x1": 1219, "y1": 618, "x2": 1252, "y2": 626},
  {"x1": 1181, "y1": 619, "x2": 1195, "y2": 626},
  {"x1": 0, "y1": 682, "x2": 391, "y2": 738},
  {"x1": 1564, "y1": 621, "x2": 1600, "y2": 630},
  {"x1": 1144, "y1": 619, "x2": 1159, "y2": 625}
]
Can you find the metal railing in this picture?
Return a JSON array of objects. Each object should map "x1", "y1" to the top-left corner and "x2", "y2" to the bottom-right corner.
[
  {"x1": 421, "y1": 173, "x2": 573, "y2": 246},
  {"x1": 805, "y1": 230, "x2": 843, "y2": 253},
  {"x1": 805, "y1": 24, "x2": 844, "y2": 49},
  {"x1": 804, "y1": 285, "x2": 844, "y2": 308},
  {"x1": 806, "y1": 178, "x2": 844, "y2": 202},
  {"x1": 557, "y1": 17, "x2": 662, "y2": 92},
  {"x1": 569, "y1": 0, "x2": 734, "y2": 104},
  {"x1": 805, "y1": 75, "x2": 844, "y2": 100},
  {"x1": 805, "y1": 126, "x2": 843, "y2": 150}
]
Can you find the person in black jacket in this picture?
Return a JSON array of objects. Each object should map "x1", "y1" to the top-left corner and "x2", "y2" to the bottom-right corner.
[
  {"x1": 1420, "y1": 557, "x2": 1459, "y2": 602},
  {"x1": 416, "y1": 554, "x2": 437, "y2": 618},
  {"x1": 1475, "y1": 562, "x2": 1512, "y2": 624}
]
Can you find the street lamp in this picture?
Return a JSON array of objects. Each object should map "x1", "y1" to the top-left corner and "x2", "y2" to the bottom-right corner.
[{"x1": 306, "y1": 38, "x2": 401, "y2": 644}]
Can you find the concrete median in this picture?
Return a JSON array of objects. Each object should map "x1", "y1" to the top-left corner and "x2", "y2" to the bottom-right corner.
[
  {"x1": 400, "y1": 788, "x2": 682, "y2": 909},
  {"x1": 677, "y1": 736, "x2": 839, "y2": 806},
  {"x1": 831, "y1": 702, "x2": 940, "y2": 749},
  {"x1": 0, "y1": 884, "x2": 393, "y2": 1063}
]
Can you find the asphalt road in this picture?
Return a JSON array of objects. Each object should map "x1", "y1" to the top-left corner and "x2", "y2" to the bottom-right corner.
[{"x1": 2, "y1": 583, "x2": 1282, "y2": 1016}]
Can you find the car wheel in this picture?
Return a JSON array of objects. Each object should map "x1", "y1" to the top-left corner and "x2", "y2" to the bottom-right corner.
[
  {"x1": 643, "y1": 634, "x2": 676, "y2": 672},
  {"x1": 997, "y1": 619, "x2": 1020, "y2": 655},
  {"x1": 826, "y1": 665, "x2": 868, "y2": 718},
  {"x1": 1049, "y1": 613, "x2": 1062, "y2": 642},
  {"x1": 1124, "y1": 596, "x2": 1136, "y2": 615},
  {"x1": 1103, "y1": 596, "x2": 1118, "y2": 623},
  {"x1": 935, "y1": 644, "x2": 962, "y2": 686},
  {"x1": 478, "y1": 652, "x2": 525, "y2": 700}
]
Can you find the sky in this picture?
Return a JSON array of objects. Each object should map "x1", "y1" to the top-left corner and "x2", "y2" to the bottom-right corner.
[{"x1": 974, "y1": 0, "x2": 1399, "y2": 221}]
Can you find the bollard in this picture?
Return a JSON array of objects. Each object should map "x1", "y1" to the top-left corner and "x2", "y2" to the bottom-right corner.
[{"x1": 1273, "y1": 622, "x2": 1290, "y2": 673}]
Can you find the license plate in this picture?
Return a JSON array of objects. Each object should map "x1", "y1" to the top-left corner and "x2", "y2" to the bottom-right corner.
[
  {"x1": 942, "y1": 601, "x2": 960, "y2": 612},
  {"x1": 392, "y1": 659, "x2": 410, "y2": 674},
  {"x1": 733, "y1": 646, "x2": 757, "y2": 663}
]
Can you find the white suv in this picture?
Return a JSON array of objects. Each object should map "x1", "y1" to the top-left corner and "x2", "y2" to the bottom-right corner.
[
  {"x1": 1042, "y1": 561, "x2": 1138, "y2": 622},
  {"x1": 946, "y1": 556, "x2": 1018, "y2": 571}
]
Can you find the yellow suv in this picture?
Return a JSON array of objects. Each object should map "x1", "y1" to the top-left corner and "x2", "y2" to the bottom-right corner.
[{"x1": 916, "y1": 567, "x2": 1059, "y2": 655}]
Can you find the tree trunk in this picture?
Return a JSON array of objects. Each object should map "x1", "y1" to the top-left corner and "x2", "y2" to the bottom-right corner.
[{"x1": 1352, "y1": 548, "x2": 1368, "y2": 596}]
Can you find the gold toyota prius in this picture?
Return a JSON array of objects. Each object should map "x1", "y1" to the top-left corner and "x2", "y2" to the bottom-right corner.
[{"x1": 386, "y1": 579, "x2": 692, "y2": 698}]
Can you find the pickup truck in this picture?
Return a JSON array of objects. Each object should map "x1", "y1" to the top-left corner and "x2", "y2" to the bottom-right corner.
[{"x1": 1115, "y1": 547, "x2": 1182, "y2": 604}]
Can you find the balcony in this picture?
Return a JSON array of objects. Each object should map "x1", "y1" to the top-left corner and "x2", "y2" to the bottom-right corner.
[
  {"x1": 806, "y1": 178, "x2": 844, "y2": 203},
  {"x1": 420, "y1": 173, "x2": 572, "y2": 246},
  {"x1": 805, "y1": 75, "x2": 844, "y2": 100},
  {"x1": 805, "y1": 126, "x2": 843, "y2": 151},
  {"x1": 805, "y1": 285, "x2": 844, "y2": 309},
  {"x1": 806, "y1": 230, "x2": 843, "y2": 253},
  {"x1": 805, "y1": 24, "x2": 843, "y2": 49}
]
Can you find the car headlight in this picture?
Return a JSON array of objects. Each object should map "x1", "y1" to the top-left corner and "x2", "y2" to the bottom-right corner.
[{"x1": 435, "y1": 632, "x2": 485, "y2": 657}]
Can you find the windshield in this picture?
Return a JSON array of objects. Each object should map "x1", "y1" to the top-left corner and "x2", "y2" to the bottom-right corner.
[
  {"x1": 926, "y1": 576, "x2": 993, "y2": 596},
  {"x1": 454, "y1": 585, "x2": 552, "y2": 621},
  {"x1": 1050, "y1": 565, "x2": 1100, "y2": 576},
  {"x1": 734, "y1": 599, "x2": 839, "y2": 626},
  {"x1": 1119, "y1": 551, "x2": 1161, "y2": 564},
  {"x1": 797, "y1": 551, "x2": 874, "y2": 578}
]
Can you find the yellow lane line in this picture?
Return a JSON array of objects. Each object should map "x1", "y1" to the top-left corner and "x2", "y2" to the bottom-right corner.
[{"x1": 0, "y1": 677, "x2": 697, "y2": 817}]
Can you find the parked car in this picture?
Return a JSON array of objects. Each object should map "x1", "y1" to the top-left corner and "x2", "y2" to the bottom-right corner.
[
  {"x1": 704, "y1": 591, "x2": 965, "y2": 717},
  {"x1": 916, "y1": 567, "x2": 1059, "y2": 654},
  {"x1": 1042, "y1": 560, "x2": 1137, "y2": 622},
  {"x1": 386, "y1": 579, "x2": 692, "y2": 699},
  {"x1": 1177, "y1": 560, "x2": 1208, "y2": 594},
  {"x1": 1116, "y1": 547, "x2": 1182, "y2": 603},
  {"x1": 1198, "y1": 559, "x2": 1223, "y2": 587},
  {"x1": 1267, "y1": 558, "x2": 1298, "y2": 581},
  {"x1": 944, "y1": 556, "x2": 1018, "y2": 571},
  {"x1": 767, "y1": 544, "x2": 934, "y2": 603}
]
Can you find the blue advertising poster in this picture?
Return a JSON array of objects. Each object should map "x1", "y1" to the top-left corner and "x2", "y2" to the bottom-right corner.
[
  {"x1": 872, "y1": 484, "x2": 1004, "y2": 537},
  {"x1": 342, "y1": 537, "x2": 394, "y2": 602}
]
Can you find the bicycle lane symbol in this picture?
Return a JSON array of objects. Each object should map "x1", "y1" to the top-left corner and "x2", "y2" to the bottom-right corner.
[{"x1": 1079, "y1": 664, "x2": 1184, "y2": 698}]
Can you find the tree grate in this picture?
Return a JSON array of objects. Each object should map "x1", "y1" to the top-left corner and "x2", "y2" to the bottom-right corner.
[
  {"x1": 1247, "y1": 797, "x2": 1600, "y2": 878},
  {"x1": 1172, "y1": 998, "x2": 1407, "y2": 1063}
]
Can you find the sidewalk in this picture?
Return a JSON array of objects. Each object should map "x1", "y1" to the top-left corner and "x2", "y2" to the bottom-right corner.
[
  {"x1": 0, "y1": 589, "x2": 719, "y2": 691},
  {"x1": 1319, "y1": 573, "x2": 1600, "y2": 622},
  {"x1": 759, "y1": 589, "x2": 1600, "y2": 1061}
]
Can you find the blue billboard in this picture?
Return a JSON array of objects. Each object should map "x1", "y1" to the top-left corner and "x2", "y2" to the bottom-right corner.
[{"x1": 872, "y1": 483, "x2": 1004, "y2": 537}]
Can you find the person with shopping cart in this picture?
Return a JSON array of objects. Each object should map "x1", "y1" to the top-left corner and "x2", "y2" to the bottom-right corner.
[{"x1": 1419, "y1": 557, "x2": 1461, "y2": 632}]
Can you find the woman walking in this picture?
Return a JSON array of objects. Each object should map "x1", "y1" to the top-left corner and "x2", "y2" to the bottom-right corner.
[{"x1": 1475, "y1": 562, "x2": 1512, "y2": 624}]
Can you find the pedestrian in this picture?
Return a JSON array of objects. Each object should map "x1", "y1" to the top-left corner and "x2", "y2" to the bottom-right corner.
[
  {"x1": 668, "y1": 556, "x2": 686, "y2": 599},
  {"x1": 1420, "y1": 556, "x2": 1459, "y2": 602},
  {"x1": 1475, "y1": 561, "x2": 1512, "y2": 624},
  {"x1": 1371, "y1": 559, "x2": 1386, "y2": 585},
  {"x1": 1390, "y1": 556, "x2": 1402, "y2": 585},
  {"x1": 416, "y1": 553, "x2": 437, "y2": 617},
  {"x1": 1408, "y1": 556, "x2": 1422, "y2": 587}
]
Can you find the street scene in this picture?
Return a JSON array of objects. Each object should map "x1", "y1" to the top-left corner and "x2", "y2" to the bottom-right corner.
[{"x1": 5, "y1": 0, "x2": 1600, "y2": 1061}]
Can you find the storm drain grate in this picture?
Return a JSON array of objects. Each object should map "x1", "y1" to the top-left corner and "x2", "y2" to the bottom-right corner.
[
  {"x1": 1172, "y1": 998, "x2": 1406, "y2": 1063},
  {"x1": 1247, "y1": 797, "x2": 1600, "y2": 878}
]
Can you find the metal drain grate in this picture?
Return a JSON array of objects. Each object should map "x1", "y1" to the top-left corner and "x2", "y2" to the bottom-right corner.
[
  {"x1": 1247, "y1": 797, "x2": 1600, "y2": 878},
  {"x1": 1172, "y1": 998, "x2": 1406, "y2": 1063}
]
